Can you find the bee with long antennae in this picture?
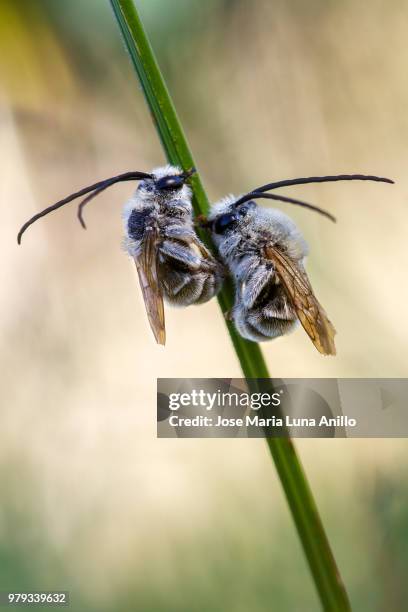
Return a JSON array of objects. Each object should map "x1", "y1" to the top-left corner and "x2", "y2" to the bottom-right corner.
[
  {"x1": 17, "y1": 171, "x2": 154, "y2": 244},
  {"x1": 76, "y1": 167, "x2": 196, "y2": 230},
  {"x1": 207, "y1": 172, "x2": 394, "y2": 355},
  {"x1": 17, "y1": 166, "x2": 224, "y2": 345}
]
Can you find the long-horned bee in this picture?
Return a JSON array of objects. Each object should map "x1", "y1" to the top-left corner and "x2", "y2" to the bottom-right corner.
[
  {"x1": 207, "y1": 174, "x2": 394, "y2": 355},
  {"x1": 17, "y1": 165, "x2": 223, "y2": 345}
]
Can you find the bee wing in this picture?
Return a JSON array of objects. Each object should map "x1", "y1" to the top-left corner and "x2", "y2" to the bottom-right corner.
[
  {"x1": 188, "y1": 236, "x2": 216, "y2": 264},
  {"x1": 190, "y1": 237, "x2": 224, "y2": 276},
  {"x1": 134, "y1": 228, "x2": 166, "y2": 345},
  {"x1": 264, "y1": 245, "x2": 336, "y2": 355}
]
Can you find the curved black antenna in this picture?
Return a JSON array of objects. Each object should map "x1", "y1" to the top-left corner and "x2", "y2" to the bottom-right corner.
[
  {"x1": 246, "y1": 173, "x2": 394, "y2": 194},
  {"x1": 77, "y1": 184, "x2": 113, "y2": 230},
  {"x1": 234, "y1": 192, "x2": 337, "y2": 222},
  {"x1": 77, "y1": 166, "x2": 196, "y2": 229},
  {"x1": 17, "y1": 171, "x2": 153, "y2": 244}
]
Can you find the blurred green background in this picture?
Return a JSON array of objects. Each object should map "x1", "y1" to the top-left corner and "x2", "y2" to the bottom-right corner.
[{"x1": 2, "y1": 0, "x2": 408, "y2": 610}]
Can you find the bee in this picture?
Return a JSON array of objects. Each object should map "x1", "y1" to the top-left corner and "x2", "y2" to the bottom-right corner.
[
  {"x1": 17, "y1": 165, "x2": 223, "y2": 345},
  {"x1": 206, "y1": 174, "x2": 394, "y2": 355}
]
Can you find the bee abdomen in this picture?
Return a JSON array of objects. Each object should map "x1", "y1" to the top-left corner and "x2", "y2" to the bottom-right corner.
[{"x1": 234, "y1": 301, "x2": 297, "y2": 342}]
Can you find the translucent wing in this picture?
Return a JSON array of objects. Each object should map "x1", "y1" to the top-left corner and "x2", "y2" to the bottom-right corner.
[
  {"x1": 191, "y1": 238, "x2": 219, "y2": 267},
  {"x1": 264, "y1": 245, "x2": 336, "y2": 355},
  {"x1": 134, "y1": 228, "x2": 166, "y2": 345}
]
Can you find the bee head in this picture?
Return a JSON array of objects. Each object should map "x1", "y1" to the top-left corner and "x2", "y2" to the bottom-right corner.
[
  {"x1": 155, "y1": 174, "x2": 186, "y2": 191},
  {"x1": 139, "y1": 165, "x2": 196, "y2": 195},
  {"x1": 208, "y1": 198, "x2": 256, "y2": 235}
]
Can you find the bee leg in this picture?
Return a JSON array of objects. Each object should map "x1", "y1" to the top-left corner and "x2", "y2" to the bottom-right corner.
[
  {"x1": 163, "y1": 226, "x2": 196, "y2": 243},
  {"x1": 240, "y1": 265, "x2": 274, "y2": 309},
  {"x1": 159, "y1": 240, "x2": 201, "y2": 270}
]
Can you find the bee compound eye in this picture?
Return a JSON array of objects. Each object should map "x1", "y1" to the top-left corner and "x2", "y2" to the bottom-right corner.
[
  {"x1": 155, "y1": 175, "x2": 185, "y2": 190},
  {"x1": 213, "y1": 213, "x2": 238, "y2": 234},
  {"x1": 238, "y1": 201, "x2": 256, "y2": 216}
]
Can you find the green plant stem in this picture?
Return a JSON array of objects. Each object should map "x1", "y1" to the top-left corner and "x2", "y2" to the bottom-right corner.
[{"x1": 110, "y1": 1, "x2": 351, "y2": 610}]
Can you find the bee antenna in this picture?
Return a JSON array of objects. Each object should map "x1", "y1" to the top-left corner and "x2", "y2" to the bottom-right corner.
[
  {"x1": 17, "y1": 171, "x2": 153, "y2": 244},
  {"x1": 77, "y1": 184, "x2": 110, "y2": 230},
  {"x1": 234, "y1": 192, "x2": 337, "y2": 222},
  {"x1": 247, "y1": 173, "x2": 394, "y2": 193}
]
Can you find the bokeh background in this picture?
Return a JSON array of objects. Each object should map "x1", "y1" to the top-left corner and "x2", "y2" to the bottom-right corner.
[{"x1": 2, "y1": 0, "x2": 408, "y2": 610}]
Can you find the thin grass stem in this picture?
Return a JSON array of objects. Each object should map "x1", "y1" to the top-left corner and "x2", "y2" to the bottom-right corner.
[{"x1": 110, "y1": 2, "x2": 351, "y2": 609}]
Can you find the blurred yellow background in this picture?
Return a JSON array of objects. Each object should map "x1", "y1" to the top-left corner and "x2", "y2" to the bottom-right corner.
[{"x1": 2, "y1": 0, "x2": 408, "y2": 610}]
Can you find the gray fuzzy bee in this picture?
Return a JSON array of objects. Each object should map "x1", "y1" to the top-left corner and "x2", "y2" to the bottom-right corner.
[
  {"x1": 17, "y1": 165, "x2": 223, "y2": 345},
  {"x1": 207, "y1": 173, "x2": 394, "y2": 355},
  {"x1": 122, "y1": 165, "x2": 223, "y2": 343}
]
